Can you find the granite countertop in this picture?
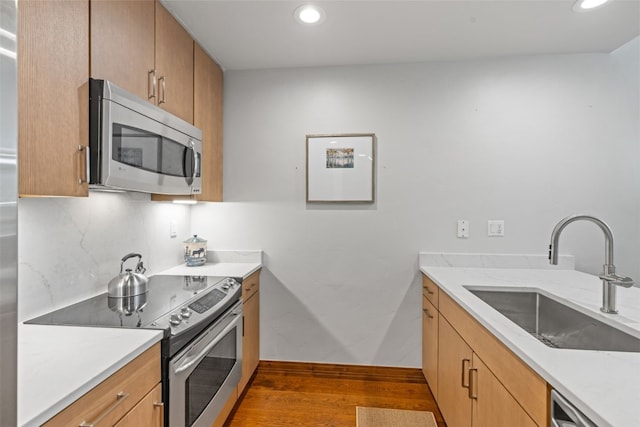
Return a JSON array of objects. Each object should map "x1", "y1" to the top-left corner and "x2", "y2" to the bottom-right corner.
[
  {"x1": 18, "y1": 250, "x2": 263, "y2": 426},
  {"x1": 419, "y1": 254, "x2": 640, "y2": 427}
]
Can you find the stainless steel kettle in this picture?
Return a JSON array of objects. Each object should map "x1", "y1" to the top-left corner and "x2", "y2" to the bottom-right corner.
[{"x1": 108, "y1": 253, "x2": 149, "y2": 298}]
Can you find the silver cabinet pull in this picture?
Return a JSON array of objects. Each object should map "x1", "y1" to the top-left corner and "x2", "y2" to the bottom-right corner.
[
  {"x1": 148, "y1": 69, "x2": 157, "y2": 100},
  {"x1": 77, "y1": 145, "x2": 89, "y2": 185},
  {"x1": 153, "y1": 401, "x2": 164, "y2": 408},
  {"x1": 461, "y1": 358, "x2": 471, "y2": 388},
  {"x1": 423, "y1": 285, "x2": 434, "y2": 295},
  {"x1": 79, "y1": 391, "x2": 129, "y2": 426},
  {"x1": 158, "y1": 76, "x2": 166, "y2": 105},
  {"x1": 422, "y1": 309, "x2": 434, "y2": 319},
  {"x1": 468, "y1": 368, "x2": 478, "y2": 399}
]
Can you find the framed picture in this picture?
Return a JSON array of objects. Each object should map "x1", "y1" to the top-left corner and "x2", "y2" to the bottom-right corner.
[{"x1": 306, "y1": 133, "x2": 375, "y2": 203}]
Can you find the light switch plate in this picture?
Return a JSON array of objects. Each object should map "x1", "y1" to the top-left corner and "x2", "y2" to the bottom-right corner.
[{"x1": 488, "y1": 220, "x2": 504, "y2": 237}]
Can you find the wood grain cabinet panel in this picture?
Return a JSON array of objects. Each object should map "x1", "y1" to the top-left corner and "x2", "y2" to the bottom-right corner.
[
  {"x1": 114, "y1": 383, "x2": 163, "y2": 427},
  {"x1": 239, "y1": 270, "x2": 261, "y2": 393},
  {"x1": 471, "y1": 355, "x2": 537, "y2": 427},
  {"x1": 152, "y1": 42, "x2": 223, "y2": 203},
  {"x1": 18, "y1": 0, "x2": 89, "y2": 197},
  {"x1": 421, "y1": 296, "x2": 438, "y2": 398},
  {"x1": 437, "y1": 316, "x2": 473, "y2": 427},
  {"x1": 422, "y1": 275, "x2": 439, "y2": 308},
  {"x1": 90, "y1": 0, "x2": 155, "y2": 101},
  {"x1": 155, "y1": 1, "x2": 194, "y2": 123},
  {"x1": 43, "y1": 344, "x2": 161, "y2": 427}
]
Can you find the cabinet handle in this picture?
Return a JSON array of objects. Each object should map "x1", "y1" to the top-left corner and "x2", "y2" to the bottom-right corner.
[
  {"x1": 153, "y1": 401, "x2": 164, "y2": 408},
  {"x1": 79, "y1": 391, "x2": 129, "y2": 426},
  {"x1": 423, "y1": 286, "x2": 434, "y2": 295},
  {"x1": 77, "y1": 145, "x2": 89, "y2": 185},
  {"x1": 461, "y1": 358, "x2": 471, "y2": 388},
  {"x1": 158, "y1": 76, "x2": 166, "y2": 105},
  {"x1": 468, "y1": 368, "x2": 478, "y2": 399},
  {"x1": 148, "y1": 69, "x2": 157, "y2": 100},
  {"x1": 422, "y1": 308, "x2": 434, "y2": 319}
]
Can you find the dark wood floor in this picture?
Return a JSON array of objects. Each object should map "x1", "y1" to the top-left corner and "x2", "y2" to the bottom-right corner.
[{"x1": 224, "y1": 361, "x2": 447, "y2": 427}]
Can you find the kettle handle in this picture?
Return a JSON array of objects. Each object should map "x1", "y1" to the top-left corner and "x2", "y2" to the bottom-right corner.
[{"x1": 120, "y1": 253, "x2": 142, "y2": 274}]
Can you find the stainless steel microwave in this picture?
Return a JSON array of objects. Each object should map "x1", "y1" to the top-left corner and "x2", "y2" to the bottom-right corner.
[{"x1": 88, "y1": 79, "x2": 202, "y2": 195}]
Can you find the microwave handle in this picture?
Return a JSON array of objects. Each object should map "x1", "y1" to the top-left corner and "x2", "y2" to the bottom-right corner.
[{"x1": 190, "y1": 140, "x2": 199, "y2": 182}]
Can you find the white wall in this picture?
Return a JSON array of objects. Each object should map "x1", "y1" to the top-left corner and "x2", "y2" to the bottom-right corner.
[
  {"x1": 192, "y1": 44, "x2": 640, "y2": 367},
  {"x1": 18, "y1": 192, "x2": 190, "y2": 321}
]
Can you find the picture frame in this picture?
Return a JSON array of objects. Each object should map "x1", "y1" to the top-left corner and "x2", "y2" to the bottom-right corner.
[{"x1": 306, "y1": 133, "x2": 375, "y2": 203}]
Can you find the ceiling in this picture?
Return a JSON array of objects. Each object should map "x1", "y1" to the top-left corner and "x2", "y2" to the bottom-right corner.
[{"x1": 161, "y1": 0, "x2": 640, "y2": 71}]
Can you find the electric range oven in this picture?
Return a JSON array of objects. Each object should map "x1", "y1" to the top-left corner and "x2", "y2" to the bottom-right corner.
[{"x1": 25, "y1": 274, "x2": 243, "y2": 427}]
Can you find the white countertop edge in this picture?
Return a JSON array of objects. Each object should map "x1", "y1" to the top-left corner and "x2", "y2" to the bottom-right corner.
[
  {"x1": 18, "y1": 326, "x2": 163, "y2": 427},
  {"x1": 419, "y1": 266, "x2": 640, "y2": 427},
  {"x1": 156, "y1": 261, "x2": 262, "y2": 278}
]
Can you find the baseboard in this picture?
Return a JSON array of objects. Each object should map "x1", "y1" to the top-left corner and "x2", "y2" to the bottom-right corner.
[{"x1": 257, "y1": 360, "x2": 426, "y2": 383}]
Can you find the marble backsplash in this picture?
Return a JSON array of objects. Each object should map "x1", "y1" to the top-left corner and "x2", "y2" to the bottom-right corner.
[
  {"x1": 18, "y1": 191, "x2": 191, "y2": 322},
  {"x1": 419, "y1": 252, "x2": 575, "y2": 269}
]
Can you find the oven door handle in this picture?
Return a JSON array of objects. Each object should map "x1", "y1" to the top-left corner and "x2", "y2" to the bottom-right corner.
[{"x1": 174, "y1": 311, "x2": 241, "y2": 376}]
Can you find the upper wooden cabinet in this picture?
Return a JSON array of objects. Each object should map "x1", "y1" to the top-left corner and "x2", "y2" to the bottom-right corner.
[
  {"x1": 91, "y1": 0, "x2": 193, "y2": 123},
  {"x1": 152, "y1": 42, "x2": 223, "y2": 202},
  {"x1": 90, "y1": 0, "x2": 155, "y2": 101},
  {"x1": 18, "y1": 0, "x2": 90, "y2": 197},
  {"x1": 154, "y1": 1, "x2": 194, "y2": 123}
]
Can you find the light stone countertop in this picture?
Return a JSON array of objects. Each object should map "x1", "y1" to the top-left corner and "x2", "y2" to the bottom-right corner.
[
  {"x1": 18, "y1": 325, "x2": 163, "y2": 427},
  {"x1": 18, "y1": 251, "x2": 263, "y2": 427},
  {"x1": 419, "y1": 263, "x2": 640, "y2": 427}
]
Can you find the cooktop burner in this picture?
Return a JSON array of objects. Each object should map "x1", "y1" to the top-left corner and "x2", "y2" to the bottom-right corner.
[{"x1": 25, "y1": 275, "x2": 241, "y2": 335}]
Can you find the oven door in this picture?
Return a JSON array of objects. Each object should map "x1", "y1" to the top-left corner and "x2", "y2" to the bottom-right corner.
[{"x1": 169, "y1": 302, "x2": 243, "y2": 427}]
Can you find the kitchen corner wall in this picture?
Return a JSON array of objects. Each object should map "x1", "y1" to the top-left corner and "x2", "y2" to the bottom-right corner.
[
  {"x1": 192, "y1": 39, "x2": 639, "y2": 368},
  {"x1": 18, "y1": 192, "x2": 190, "y2": 321}
]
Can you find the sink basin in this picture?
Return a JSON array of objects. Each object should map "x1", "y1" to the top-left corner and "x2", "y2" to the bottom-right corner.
[{"x1": 466, "y1": 288, "x2": 640, "y2": 352}]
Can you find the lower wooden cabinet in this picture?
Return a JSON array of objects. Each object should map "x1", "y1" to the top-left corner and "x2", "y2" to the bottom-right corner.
[
  {"x1": 43, "y1": 343, "x2": 162, "y2": 426},
  {"x1": 114, "y1": 383, "x2": 163, "y2": 427},
  {"x1": 421, "y1": 296, "x2": 438, "y2": 398},
  {"x1": 422, "y1": 274, "x2": 547, "y2": 427},
  {"x1": 238, "y1": 269, "x2": 261, "y2": 393}
]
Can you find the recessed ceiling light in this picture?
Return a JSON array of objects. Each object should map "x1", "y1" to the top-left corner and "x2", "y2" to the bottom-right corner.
[
  {"x1": 294, "y1": 4, "x2": 325, "y2": 25},
  {"x1": 573, "y1": 0, "x2": 611, "y2": 11}
]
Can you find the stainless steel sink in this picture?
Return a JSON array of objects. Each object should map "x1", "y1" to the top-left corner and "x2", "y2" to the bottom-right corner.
[{"x1": 466, "y1": 288, "x2": 640, "y2": 352}]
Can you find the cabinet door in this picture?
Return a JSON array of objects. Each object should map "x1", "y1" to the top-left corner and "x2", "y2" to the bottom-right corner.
[
  {"x1": 471, "y1": 355, "x2": 537, "y2": 427},
  {"x1": 422, "y1": 297, "x2": 438, "y2": 398},
  {"x1": 18, "y1": 0, "x2": 89, "y2": 197},
  {"x1": 153, "y1": 43, "x2": 223, "y2": 203},
  {"x1": 194, "y1": 43, "x2": 223, "y2": 202},
  {"x1": 239, "y1": 291, "x2": 260, "y2": 393},
  {"x1": 155, "y1": 1, "x2": 194, "y2": 123},
  {"x1": 90, "y1": 0, "x2": 155, "y2": 101},
  {"x1": 438, "y1": 315, "x2": 472, "y2": 427},
  {"x1": 114, "y1": 383, "x2": 163, "y2": 427}
]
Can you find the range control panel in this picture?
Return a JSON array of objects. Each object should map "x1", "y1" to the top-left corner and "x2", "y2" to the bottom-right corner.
[{"x1": 151, "y1": 277, "x2": 240, "y2": 334}]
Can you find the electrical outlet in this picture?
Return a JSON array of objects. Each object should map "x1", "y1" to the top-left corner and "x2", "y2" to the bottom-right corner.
[
  {"x1": 170, "y1": 220, "x2": 177, "y2": 238},
  {"x1": 488, "y1": 220, "x2": 504, "y2": 237},
  {"x1": 457, "y1": 220, "x2": 469, "y2": 238}
]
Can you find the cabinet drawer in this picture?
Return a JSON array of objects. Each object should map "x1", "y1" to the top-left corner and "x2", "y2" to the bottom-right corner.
[
  {"x1": 422, "y1": 274, "x2": 439, "y2": 308},
  {"x1": 439, "y1": 292, "x2": 547, "y2": 427},
  {"x1": 242, "y1": 270, "x2": 261, "y2": 301},
  {"x1": 44, "y1": 343, "x2": 161, "y2": 427}
]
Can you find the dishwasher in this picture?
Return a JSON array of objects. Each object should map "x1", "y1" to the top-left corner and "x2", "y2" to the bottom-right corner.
[{"x1": 550, "y1": 390, "x2": 596, "y2": 427}]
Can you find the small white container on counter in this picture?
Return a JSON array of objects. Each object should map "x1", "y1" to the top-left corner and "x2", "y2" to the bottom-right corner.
[{"x1": 183, "y1": 235, "x2": 207, "y2": 266}]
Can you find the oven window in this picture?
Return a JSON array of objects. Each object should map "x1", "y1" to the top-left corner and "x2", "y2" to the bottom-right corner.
[
  {"x1": 185, "y1": 327, "x2": 237, "y2": 426},
  {"x1": 112, "y1": 124, "x2": 194, "y2": 178}
]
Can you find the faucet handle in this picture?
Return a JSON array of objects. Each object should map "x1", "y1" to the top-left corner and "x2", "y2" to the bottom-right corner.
[{"x1": 599, "y1": 273, "x2": 634, "y2": 288}]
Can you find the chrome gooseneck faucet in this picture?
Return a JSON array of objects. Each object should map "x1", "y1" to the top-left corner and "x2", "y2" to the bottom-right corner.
[{"x1": 549, "y1": 214, "x2": 633, "y2": 314}]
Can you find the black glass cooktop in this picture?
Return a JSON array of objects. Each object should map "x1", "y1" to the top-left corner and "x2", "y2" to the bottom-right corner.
[{"x1": 25, "y1": 275, "x2": 227, "y2": 329}]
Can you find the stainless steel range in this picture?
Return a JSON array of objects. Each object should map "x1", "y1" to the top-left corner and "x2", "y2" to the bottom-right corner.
[{"x1": 26, "y1": 274, "x2": 243, "y2": 427}]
